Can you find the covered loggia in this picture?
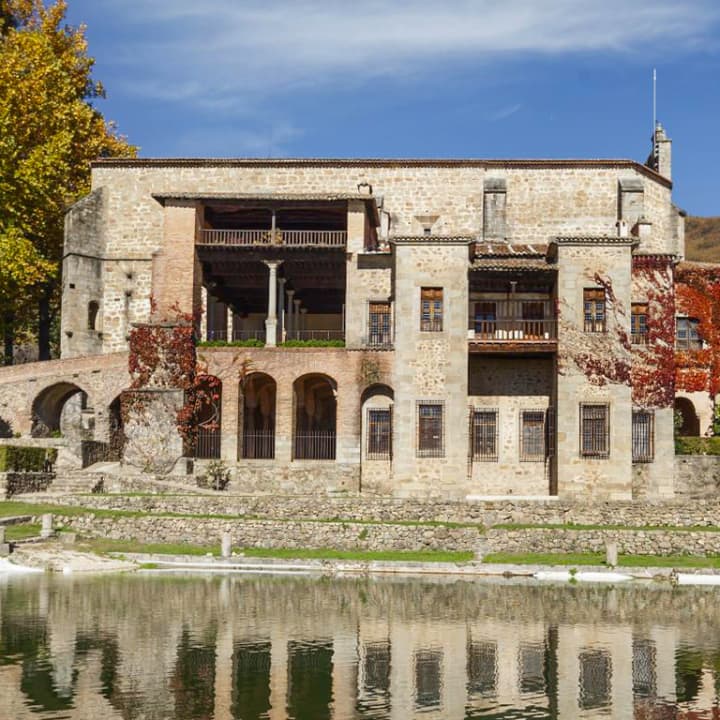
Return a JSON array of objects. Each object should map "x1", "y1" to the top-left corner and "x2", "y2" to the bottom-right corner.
[
  {"x1": 293, "y1": 374, "x2": 337, "y2": 460},
  {"x1": 241, "y1": 372, "x2": 277, "y2": 459},
  {"x1": 31, "y1": 382, "x2": 91, "y2": 440},
  {"x1": 196, "y1": 198, "x2": 351, "y2": 345}
]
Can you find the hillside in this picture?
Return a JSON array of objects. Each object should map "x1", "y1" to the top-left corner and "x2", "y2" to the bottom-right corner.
[{"x1": 685, "y1": 216, "x2": 720, "y2": 262}]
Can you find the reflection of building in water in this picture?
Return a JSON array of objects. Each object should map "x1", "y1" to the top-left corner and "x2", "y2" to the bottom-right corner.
[{"x1": 1, "y1": 577, "x2": 720, "y2": 719}]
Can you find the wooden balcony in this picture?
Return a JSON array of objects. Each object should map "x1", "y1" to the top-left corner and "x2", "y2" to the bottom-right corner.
[
  {"x1": 468, "y1": 299, "x2": 557, "y2": 353},
  {"x1": 198, "y1": 228, "x2": 347, "y2": 247}
]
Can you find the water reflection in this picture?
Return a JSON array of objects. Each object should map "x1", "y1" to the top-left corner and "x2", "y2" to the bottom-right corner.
[{"x1": 1, "y1": 574, "x2": 720, "y2": 718}]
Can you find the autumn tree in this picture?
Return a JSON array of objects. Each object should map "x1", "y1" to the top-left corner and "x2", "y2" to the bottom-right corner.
[{"x1": 0, "y1": 0, "x2": 136, "y2": 364}]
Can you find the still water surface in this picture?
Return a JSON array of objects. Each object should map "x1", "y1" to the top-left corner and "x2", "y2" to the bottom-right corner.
[{"x1": 0, "y1": 572, "x2": 719, "y2": 719}]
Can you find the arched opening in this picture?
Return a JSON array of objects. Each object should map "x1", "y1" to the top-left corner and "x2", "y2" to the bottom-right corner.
[
  {"x1": 87, "y1": 301, "x2": 99, "y2": 330},
  {"x1": 195, "y1": 375, "x2": 222, "y2": 459},
  {"x1": 108, "y1": 395, "x2": 125, "y2": 459},
  {"x1": 675, "y1": 397, "x2": 700, "y2": 437},
  {"x1": 293, "y1": 374, "x2": 337, "y2": 460},
  {"x1": 361, "y1": 385, "x2": 394, "y2": 461},
  {"x1": 31, "y1": 382, "x2": 90, "y2": 439},
  {"x1": 241, "y1": 372, "x2": 276, "y2": 459}
]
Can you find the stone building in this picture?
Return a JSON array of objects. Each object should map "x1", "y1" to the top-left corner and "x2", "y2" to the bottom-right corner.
[{"x1": 0, "y1": 124, "x2": 695, "y2": 500}]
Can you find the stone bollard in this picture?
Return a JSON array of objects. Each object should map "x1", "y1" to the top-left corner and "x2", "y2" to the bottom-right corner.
[
  {"x1": 0, "y1": 526, "x2": 7, "y2": 557},
  {"x1": 40, "y1": 514, "x2": 54, "y2": 540},
  {"x1": 605, "y1": 541, "x2": 618, "y2": 567},
  {"x1": 0, "y1": 526, "x2": 5, "y2": 544},
  {"x1": 221, "y1": 533, "x2": 232, "y2": 558}
]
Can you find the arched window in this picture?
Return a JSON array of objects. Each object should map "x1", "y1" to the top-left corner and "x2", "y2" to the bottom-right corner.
[
  {"x1": 293, "y1": 374, "x2": 337, "y2": 460},
  {"x1": 194, "y1": 376, "x2": 222, "y2": 458},
  {"x1": 88, "y1": 301, "x2": 99, "y2": 330},
  {"x1": 241, "y1": 373, "x2": 277, "y2": 459}
]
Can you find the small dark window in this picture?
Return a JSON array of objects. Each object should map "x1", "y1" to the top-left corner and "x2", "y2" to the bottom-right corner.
[
  {"x1": 676, "y1": 317, "x2": 702, "y2": 350},
  {"x1": 631, "y1": 303, "x2": 648, "y2": 345},
  {"x1": 417, "y1": 402, "x2": 444, "y2": 457},
  {"x1": 368, "y1": 302, "x2": 392, "y2": 346},
  {"x1": 472, "y1": 409, "x2": 498, "y2": 461},
  {"x1": 367, "y1": 408, "x2": 392, "y2": 460},
  {"x1": 520, "y1": 410, "x2": 546, "y2": 461},
  {"x1": 632, "y1": 410, "x2": 654, "y2": 462},
  {"x1": 87, "y1": 301, "x2": 99, "y2": 331},
  {"x1": 580, "y1": 403, "x2": 610, "y2": 458},
  {"x1": 584, "y1": 288, "x2": 606, "y2": 332},
  {"x1": 423, "y1": 226, "x2": 432, "y2": 236},
  {"x1": 420, "y1": 288, "x2": 443, "y2": 332}
]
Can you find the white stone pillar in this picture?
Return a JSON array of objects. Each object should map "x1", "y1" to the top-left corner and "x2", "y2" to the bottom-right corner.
[
  {"x1": 264, "y1": 261, "x2": 282, "y2": 347},
  {"x1": 286, "y1": 289, "x2": 295, "y2": 339},
  {"x1": 201, "y1": 285, "x2": 208, "y2": 341},
  {"x1": 278, "y1": 277, "x2": 286, "y2": 342},
  {"x1": 226, "y1": 306, "x2": 234, "y2": 342}
]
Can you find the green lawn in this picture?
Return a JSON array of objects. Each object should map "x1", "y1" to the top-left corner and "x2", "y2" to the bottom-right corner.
[
  {"x1": 3, "y1": 523, "x2": 41, "y2": 541},
  {"x1": 493, "y1": 522, "x2": 720, "y2": 533},
  {"x1": 242, "y1": 547, "x2": 475, "y2": 563},
  {"x1": 80, "y1": 538, "x2": 219, "y2": 556},
  {"x1": 483, "y1": 552, "x2": 720, "y2": 569}
]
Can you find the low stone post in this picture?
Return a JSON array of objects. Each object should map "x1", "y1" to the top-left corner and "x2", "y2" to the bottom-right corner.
[
  {"x1": 0, "y1": 526, "x2": 8, "y2": 556},
  {"x1": 605, "y1": 541, "x2": 618, "y2": 567},
  {"x1": 0, "y1": 527, "x2": 5, "y2": 543},
  {"x1": 41, "y1": 514, "x2": 54, "y2": 539},
  {"x1": 221, "y1": 533, "x2": 232, "y2": 558}
]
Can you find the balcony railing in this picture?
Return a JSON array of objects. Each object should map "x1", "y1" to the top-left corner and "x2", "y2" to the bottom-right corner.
[
  {"x1": 285, "y1": 330, "x2": 344, "y2": 342},
  {"x1": 468, "y1": 299, "x2": 556, "y2": 342},
  {"x1": 470, "y1": 319, "x2": 557, "y2": 341},
  {"x1": 293, "y1": 431, "x2": 336, "y2": 460},
  {"x1": 198, "y1": 229, "x2": 347, "y2": 247},
  {"x1": 242, "y1": 431, "x2": 275, "y2": 459},
  {"x1": 195, "y1": 429, "x2": 221, "y2": 459}
]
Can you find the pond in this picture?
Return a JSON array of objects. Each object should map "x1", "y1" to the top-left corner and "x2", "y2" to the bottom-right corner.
[{"x1": 0, "y1": 572, "x2": 719, "y2": 718}]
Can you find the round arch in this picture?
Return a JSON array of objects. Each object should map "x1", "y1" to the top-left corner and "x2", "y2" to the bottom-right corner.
[
  {"x1": 361, "y1": 384, "x2": 394, "y2": 462},
  {"x1": 675, "y1": 397, "x2": 700, "y2": 437},
  {"x1": 31, "y1": 382, "x2": 89, "y2": 438},
  {"x1": 293, "y1": 373, "x2": 337, "y2": 459},
  {"x1": 195, "y1": 375, "x2": 222, "y2": 459},
  {"x1": 242, "y1": 372, "x2": 277, "y2": 459}
]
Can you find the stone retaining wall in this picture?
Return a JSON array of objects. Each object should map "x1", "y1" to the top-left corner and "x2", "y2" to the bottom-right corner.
[
  {"x1": 33, "y1": 493, "x2": 720, "y2": 529},
  {"x1": 50, "y1": 514, "x2": 482, "y2": 553},
  {"x1": 1, "y1": 472, "x2": 54, "y2": 499},
  {"x1": 674, "y1": 455, "x2": 720, "y2": 499}
]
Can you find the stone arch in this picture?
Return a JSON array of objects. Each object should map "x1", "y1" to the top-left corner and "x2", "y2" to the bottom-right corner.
[
  {"x1": 108, "y1": 394, "x2": 125, "y2": 459},
  {"x1": 241, "y1": 372, "x2": 277, "y2": 459},
  {"x1": 361, "y1": 384, "x2": 394, "y2": 461},
  {"x1": 31, "y1": 382, "x2": 91, "y2": 439},
  {"x1": 675, "y1": 397, "x2": 700, "y2": 437},
  {"x1": 195, "y1": 375, "x2": 222, "y2": 458},
  {"x1": 293, "y1": 373, "x2": 337, "y2": 459}
]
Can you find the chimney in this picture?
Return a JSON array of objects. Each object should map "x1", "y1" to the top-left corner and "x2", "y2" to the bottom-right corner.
[{"x1": 648, "y1": 123, "x2": 672, "y2": 180}]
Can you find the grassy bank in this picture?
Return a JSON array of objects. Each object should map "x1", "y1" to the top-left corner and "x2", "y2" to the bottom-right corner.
[{"x1": 484, "y1": 552, "x2": 720, "y2": 569}]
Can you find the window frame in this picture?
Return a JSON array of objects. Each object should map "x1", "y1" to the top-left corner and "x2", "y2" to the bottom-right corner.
[
  {"x1": 367, "y1": 301, "x2": 392, "y2": 347},
  {"x1": 631, "y1": 303, "x2": 649, "y2": 345},
  {"x1": 583, "y1": 288, "x2": 607, "y2": 333},
  {"x1": 579, "y1": 403, "x2": 610, "y2": 458},
  {"x1": 366, "y1": 407, "x2": 392, "y2": 460},
  {"x1": 472, "y1": 408, "x2": 499, "y2": 461},
  {"x1": 676, "y1": 316, "x2": 702, "y2": 351},
  {"x1": 631, "y1": 409, "x2": 655, "y2": 463},
  {"x1": 520, "y1": 410, "x2": 546, "y2": 462},
  {"x1": 417, "y1": 401, "x2": 444, "y2": 458},
  {"x1": 420, "y1": 288, "x2": 444, "y2": 332}
]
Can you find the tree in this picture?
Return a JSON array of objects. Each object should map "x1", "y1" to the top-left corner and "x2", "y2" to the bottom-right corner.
[{"x1": 0, "y1": 0, "x2": 136, "y2": 363}]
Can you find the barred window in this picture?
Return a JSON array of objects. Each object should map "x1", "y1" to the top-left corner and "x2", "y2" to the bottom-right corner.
[
  {"x1": 520, "y1": 411, "x2": 546, "y2": 461},
  {"x1": 580, "y1": 404, "x2": 610, "y2": 457},
  {"x1": 631, "y1": 303, "x2": 648, "y2": 345},
  {"x1": 632, "y1": 410, "x2": 654, "y2": 463},
  {"x1": 367, "y1": 408, "x2": 392, "y2": 460},
  {"x1": 472, "y1": 409, "x2": 498, "y2": 461},
  {"x1": 676, "y1": 317, "x2": 702, "y2": 350},
  {"x1": 584, "y1": 288, "x2": 606, "y2": 333},
  {"x1": 417, "y1": 402, "x2": 444, "y2": 457},
  {"x1": 368, "y1": 302, "x2": 392, "y2": 346},
  {"x1": 420, "y1": 288, "x2": 443, "y2": 332}
]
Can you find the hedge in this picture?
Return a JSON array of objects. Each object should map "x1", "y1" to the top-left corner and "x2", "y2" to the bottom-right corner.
[
  {"x1": 197, "y1": 339, "x2": 265, "y2": 348},
  {"x1": 675, "y1": 436, "x2": 720, "y2": 456},
  {"x1": 0, "y1": 446, "x2": 58, "y2": 472}
]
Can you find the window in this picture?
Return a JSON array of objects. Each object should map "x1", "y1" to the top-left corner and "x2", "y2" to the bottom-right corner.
[
  {"x1": 368, "y1": 302, "x2": 392, "y2": 346},
  {"x1": 580, "y1": 404, "x2": 610, "y2": 457},
  {"x1": 632, "y1": 410, "x2": 654, "y2": 462},
  {"x1": 420, "y1": 288, "x2": 443, "y2": 332},
  {"x1": 417, "y1": 402, "x2": 444, "y2": 457},
  {"x1": 472, "y1": 409, "x2": 498, "y2": 461},
  {"x1": 579, "y1": 650, "x2": 612, "y2": 711},
  {"x1": 520, "y1": 410, "x2": 546, "y2": 461},
  {"x1": 87, "y1": 301, "x2": 99, "y2": 331},
  {"x1": 367, "y1": 408, "x2": 392, "y2": 460},
  {"x1": 676, "y1": 317, "x2": 701, "y2": 350},
  {"x1": 631, "y1": 303, "x2": 648, "y2": 345},
  {"x1": 423, "y1": 226, "x2": 432, "y2": 236},
  {"x1": 474, "y1": 302, "x2": 496, "y2": 336},
  {"x1": 584, "y1": 288, "x2": 606, "y2": 332}
]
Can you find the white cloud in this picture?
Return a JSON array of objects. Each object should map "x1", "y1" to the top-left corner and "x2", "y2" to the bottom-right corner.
[{"x1": 95, "y1": 0, "x2": 719, "y2": 109}]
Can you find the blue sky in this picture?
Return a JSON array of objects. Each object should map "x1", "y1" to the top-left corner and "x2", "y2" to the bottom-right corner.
[{"x1": 66, "y1": 0, "x2": 720, "y2": 216}]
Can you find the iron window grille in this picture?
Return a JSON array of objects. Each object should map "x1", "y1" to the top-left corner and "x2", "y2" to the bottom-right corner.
[
  {"x1": 676, "y1": 317, "x2": 702, "y2": 350},
  {"x1": 367, "y1": 408, "x2": 392, "y2": 460},
  {"x1": 584, "y1": 288, "x2": 606, "y2": 333},
  {"x1": 580, "y1": 403, "x2": 610, "y2": 458},
  {"x1": 472, "y1": 409, "x2": 498, "y2": 461},
  {"x1": 420, "y1": 288, "x2": 443, "y2": 332},
  {"x1": 520, "y1": 410, "x2": 546, "y2": 461},
  {"x1": 368, "y1": 302, "x2": 392, "y2": 346},
  {"x1": 632, "y1": 410, "x2": 655, "y2": 463},
  {"x1": 631, "y1": 303, "x2": 649, "y2": 345},
  {"x1": 417, "y1": 401, "x2": 444, "y2": 457}
]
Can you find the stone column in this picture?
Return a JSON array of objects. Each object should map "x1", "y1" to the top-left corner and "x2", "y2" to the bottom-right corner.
[
  {"x1": 221, "y1": 377, "x2": 239, "y2": 462},
  {"x1": 294, "y1": 300, "x2": 302, "y2": 338},
  {"x1": 226, "y1": 305, "x2": 234, "y2": 342},
  {"x1": 213, "y1": 621, "x2": 234, "y2": 720},
  {"x1": 300, "y1": 307, "x2": 308, "y2": 336},
  {"x1": 201, "y1": 286, "x2": 208, "y2": 341},
  {"x1": 278, "y1": 278, "x2": 286, "y2": 342},
  {"x1": 264, "y1": 261, "x2": 283, "y2": 347},
  {"x1": 269, "y1": 634, "x2": 288, "y2": 720},
  {"x1": 286, "y1": 290, "x2": 295, "y2": 339}
]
